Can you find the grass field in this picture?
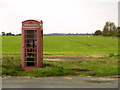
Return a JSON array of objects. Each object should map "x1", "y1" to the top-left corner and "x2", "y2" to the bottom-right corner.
[{"x1": 2, "y1": 35, "x2": 118, "y2": 55}]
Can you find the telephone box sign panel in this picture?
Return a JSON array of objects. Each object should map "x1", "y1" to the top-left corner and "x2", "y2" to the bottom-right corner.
[
  {"x1": 24, "y1": 24, "x2": 39, "y2": 27},
  {"x1": 22, "y1": 19, "x2": 43, "y2": 71}
]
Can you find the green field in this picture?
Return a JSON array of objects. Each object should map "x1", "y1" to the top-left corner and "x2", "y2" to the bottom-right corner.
[{"x1": 2, "y1": 35, "x2": 118, "y2": 55}]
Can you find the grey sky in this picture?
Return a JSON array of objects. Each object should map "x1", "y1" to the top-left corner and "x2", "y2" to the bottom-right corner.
[{"x1": 0, "y1": 0, "x2": 119, "y2": 34}]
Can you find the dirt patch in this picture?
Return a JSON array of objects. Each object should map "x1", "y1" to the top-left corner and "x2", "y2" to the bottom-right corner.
[
  {"x1": 43, "y1": 54, "x2": 106, "y2": 61},
  {"x1": 44, "y1": 59, "x2": 62, "y2": 61},
  {"x1": 68, "y1": 69, "x2": 91, "y2": 72},
  {"x1": 2, "y1": 54, "x2": 106, "y2": 62}
]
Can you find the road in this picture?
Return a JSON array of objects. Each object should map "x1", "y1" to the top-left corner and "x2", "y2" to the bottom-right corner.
[{"x1": 2, "y1": 76, "x2": 119, "y2": 88}]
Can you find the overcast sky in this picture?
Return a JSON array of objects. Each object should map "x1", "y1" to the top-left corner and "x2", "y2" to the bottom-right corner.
[{"x1": 0, "y1": 0, "x2": 119, "y2": 34}]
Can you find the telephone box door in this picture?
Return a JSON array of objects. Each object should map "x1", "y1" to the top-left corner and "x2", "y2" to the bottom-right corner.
[{"x1": 24, "y1": 30, "x2": 37, "y2": 67}]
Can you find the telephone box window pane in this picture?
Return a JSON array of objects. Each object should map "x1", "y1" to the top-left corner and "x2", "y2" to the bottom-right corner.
[
  {"x1": 26, "y1": 44, "x2": 35, "y2": 48},
  {"x1": 26, "y1": 30, "x2": 34, "y2": 34},
  {"x1": 26, "y1": 49, "x2": 37, "y2": 52},
  {"x1": 26, "y1": 35, "x2": 34, "y2": 38},
  {"x1": 28, "y1": 53, "x2": 34, "y2": 57},
  {"x1": 26, "y1": 62, "x2": 36, "y2": 66},
  {"x1": 26, "y1": 58, "x2": 37, "y2": 61},
  {"x1": 25, "y1": 35, "x2": 37, "y2": 39},
  {"x1": 25, "y1": 30, "x2": 37, "y2": 34},
  {"x1": 26, "y1": 53, "x2": 37, "y2": 57},
  {"x1": 25, "y1": 40, "x2": 35, "y2": 43},
  {"x1": 27, "y1": 49, "x2": 33, "y2": 52}
]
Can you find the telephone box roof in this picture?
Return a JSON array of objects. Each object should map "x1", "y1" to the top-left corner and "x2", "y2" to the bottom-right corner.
[{"x1": 22, "y1": 19, "x2": 42, "y2": 23}]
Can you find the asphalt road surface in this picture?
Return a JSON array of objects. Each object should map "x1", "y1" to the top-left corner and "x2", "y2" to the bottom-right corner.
[{"x1": 2, "y1": 76, "x2": 119, "y2": 88}]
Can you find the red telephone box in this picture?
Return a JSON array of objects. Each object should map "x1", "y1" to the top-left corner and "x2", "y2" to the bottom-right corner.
[{"x1": 22, "y1": 19, "x2": 43, "y2": 71}]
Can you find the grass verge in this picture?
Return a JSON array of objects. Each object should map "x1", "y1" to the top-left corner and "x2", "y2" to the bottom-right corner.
[{"x1": 2, "y1": 54, "x2": 119, "y2": 77}]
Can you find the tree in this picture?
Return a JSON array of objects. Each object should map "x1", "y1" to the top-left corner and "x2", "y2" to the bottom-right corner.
[
  {"x1": 102, "y1": 26, "x2": 109, "y2": 36},
  {"x1": 110, "y1": 25, "x2": 117, "y2": 36},
  {"x1": 117, "y1": 27, "x2": 120, "y2": 37},
  {"x1": 2, "y1": 32, "x2": 5, "y2": 36},
  {"x1": 94, "y1": 30, "x2": 102, "y2": 36},
  {"x1": 16, "y1": 33, "x2": 21, "y2": 36},
  {"x1": 109, "y1": 22, "x2": 117, "y2": 36},
  {"x1": 5, "y1": 32, "x2": 15, "y2": 36},
  {"x1": 95, "y1": 21, "x2": 119, "y2": 37},
  {"x1": 109, "y1": 22, "x2": 114, "y2": 32},
  {"x1": 102, "y1": 22, "x2": 117, "y2": 36},
  {"x1": 6, "y1": 32, "x2": 12, "y2": 36},
  {"x1": 102, "y1": 22, "x2": 110, "y2": 36}
]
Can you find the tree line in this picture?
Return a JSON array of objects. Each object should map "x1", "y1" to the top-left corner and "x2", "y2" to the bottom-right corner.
[
  {"x1": 44, "y1": 33, "x2": 93, "y2": 36},
  {"x1": 1, "y1": 32, "x2": 93, "y2": 36},
  {"x1": 94, "y1": 21, "x2": 120, "y2": 37},
  {"x1": 1, "y1": 32, "x2": 21, "y2": 36}
]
